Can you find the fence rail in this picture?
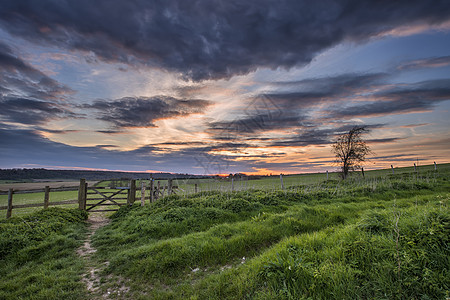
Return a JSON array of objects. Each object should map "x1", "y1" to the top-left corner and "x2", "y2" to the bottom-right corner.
[
  {"x1": 0, "y1": 185, "x2": 80, "y2": 218},
  {"x1": 0, "y1": 186, "x2": 79, "y2": 195},
  {"x1": 1, "y1": 178, "x2": 178, "y2": 218}
]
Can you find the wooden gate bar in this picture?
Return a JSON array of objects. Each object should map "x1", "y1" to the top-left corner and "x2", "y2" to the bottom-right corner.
[{"x1": 86, "y1": 188, "x2": 126, "y2": 211}]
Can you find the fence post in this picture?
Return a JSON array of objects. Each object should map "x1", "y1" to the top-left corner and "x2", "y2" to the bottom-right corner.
[
  {"x1": 434, "y1": 161, "x2": 437, "y2": 171},
  {"x1": 361, "y1": 167, "x2": 365, "y2": 178},
  {"x1": 6, "y1": 188, "x2": 13, "y2": 219},
  {"x1": 44, "y1": 186, "x2": 50, "y2": 209},
  {"x1": 326, "y1": 170, "x2": 329, "y2": 180},
  {"x1": 150, "y1": 179, "x2": 154, "y2": 203},
  {"x1": 414, "y1": 163, "x2": 417, "y2": 172},
  {"x1": 231, "y1": 178, "x2": 234, "y2": 191},
  {"x1": 391, "y1": 165, "x2": 394, "y2": 175},
  {"x1": 194, "y1": 183, "x2": 198, "y2": 193},
  {"x1": 141, "y1": 182, "x2": 146, "y2": 206},
  {"x1": 168, "y1": 179, "x2": 173, "y2": 195},
  {"x1": 78, "y1": 179, "x2": 86, "y2": 210},
  {"x1": 127, "y1": 179, "x2": 136, "y2": 205}
]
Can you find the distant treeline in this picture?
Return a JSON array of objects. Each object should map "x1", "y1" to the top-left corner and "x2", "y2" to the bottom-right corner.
[{"x1": 0, "y1": 168, "x2": 207, "y2": 181}]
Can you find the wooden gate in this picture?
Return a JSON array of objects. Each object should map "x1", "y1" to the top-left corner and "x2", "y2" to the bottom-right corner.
[
  {"x1": 77, "y1": 178, "x2": 178, "y2": 212},
  {"x1": 78, "y1": 179, "x2": 136, "y2": 212}
]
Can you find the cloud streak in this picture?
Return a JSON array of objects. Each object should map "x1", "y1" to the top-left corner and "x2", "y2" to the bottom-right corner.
[
  {"x1": 397, "y1": 56, "x2": 450, "y2": 70},
  {"x1": 84, "y1": 96, "x2": 212, "y2": 128},
  {"x1": 0, "y1": 42, "x2": 77, "y2": 125},
  {"x1": 327, "y1": 79, "x2": 450, "y2": 118}
]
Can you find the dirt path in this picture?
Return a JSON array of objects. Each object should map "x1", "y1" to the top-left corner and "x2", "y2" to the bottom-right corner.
[
  {"x1": 78, "y1": 213, "x2": 131, "y2": 299},
  {"x1": 77, "y1": 213, "x2": 112, "y2": 298}
]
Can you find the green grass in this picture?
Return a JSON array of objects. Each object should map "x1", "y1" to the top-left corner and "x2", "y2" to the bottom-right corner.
[
  {"x1": 1, "y1": 164, "x2": 449, "y2": 299},
  {"x1": 88, "y1": 165, "x2": 449, "y2": 299},
  {"x1": 0, "y1": 208, "x2": 88, "y2": 300}
]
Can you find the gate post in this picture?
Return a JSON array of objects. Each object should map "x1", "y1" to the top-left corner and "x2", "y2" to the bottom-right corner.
[
  {"x1": 127, "y1": 179, "x2": 136, "y2": 205},
  {"x1": 150, "y1": 179, "x2": 154, "y2": 203},
  {"x1": 78, "y1": 179, "x2": 87, "y2": 210}
]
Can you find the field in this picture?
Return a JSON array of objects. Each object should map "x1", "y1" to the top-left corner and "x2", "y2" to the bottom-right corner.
[{"x1": 0, "y1": 164, "x2": 449, "y2": 299}]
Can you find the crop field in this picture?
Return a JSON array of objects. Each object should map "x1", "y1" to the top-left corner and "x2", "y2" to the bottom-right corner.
[{"x1": 0, "y1": 164, "x2": 449, "y2": 299}]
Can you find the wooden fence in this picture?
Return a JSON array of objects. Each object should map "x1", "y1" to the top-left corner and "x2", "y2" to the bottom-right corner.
[
  {"x1": 0, "y1": 186, "x2": 79, "y2": 219},
  {"x1": 1, "y1": 178, "x2": 178, "y2": 218}
]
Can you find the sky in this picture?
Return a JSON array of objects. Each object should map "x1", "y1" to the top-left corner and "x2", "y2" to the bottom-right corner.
[{"x1": 0, "y1": 0, "x2": 449, "y2": 175}]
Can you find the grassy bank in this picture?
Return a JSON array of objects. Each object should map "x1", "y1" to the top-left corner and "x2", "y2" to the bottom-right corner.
[
  {"x1": 0, "y1": 208, "x2": 88, "y2": 300},
  {"x1": 0, "y1": 164, "x2": 448, "y2": 299},
  {"x1": 91, "y1": 166, "x2": 449, "y2": 299}
]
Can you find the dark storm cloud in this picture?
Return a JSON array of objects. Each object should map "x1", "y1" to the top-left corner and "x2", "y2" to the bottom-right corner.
[
  {"x1": 328, "y1": 79, "x2": 450, "y2": 118},
  {"x1": 84, "y1": 96, "x2": 212, "y2": 128},
  {"x1": 0, "y1": 1, "x2": 448, "y2": 81}
]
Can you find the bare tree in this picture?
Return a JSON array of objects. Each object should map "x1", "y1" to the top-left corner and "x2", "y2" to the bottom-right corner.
[{"x1": 332, "y1": 126, "x2": 371, "y2": 179}]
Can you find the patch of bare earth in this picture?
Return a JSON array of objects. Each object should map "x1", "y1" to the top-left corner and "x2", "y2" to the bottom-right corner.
[{"x1": 77, "y1": 213, "x2": 130, "y2": 299}]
